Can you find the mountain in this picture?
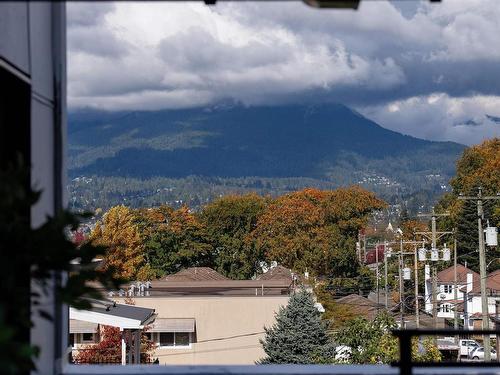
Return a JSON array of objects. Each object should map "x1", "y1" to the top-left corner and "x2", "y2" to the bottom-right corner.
[{"x1": 68, "y1": 103, "x2": 466, "y2": 211}]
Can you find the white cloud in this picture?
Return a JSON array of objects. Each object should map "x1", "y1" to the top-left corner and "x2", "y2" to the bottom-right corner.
[
  {"x1": 67, "y1": 1, "x2": 500, "y2": 143},
  {"x1": 359, "y1": 94, "x2": 500, "y2": 145}
]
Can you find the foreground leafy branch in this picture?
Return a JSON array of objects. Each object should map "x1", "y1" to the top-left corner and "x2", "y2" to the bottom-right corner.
[{"x1": 0, "y1": 160, "x2": 122, "y2": 374}]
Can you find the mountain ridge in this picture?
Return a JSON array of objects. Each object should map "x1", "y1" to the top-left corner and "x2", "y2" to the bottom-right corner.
[
  {"x1": 69, "y1": 103, "x2": 464, "y2": 179},
  {"x1": 68, "y1": 103, "x2": 465, "y2": 212}
]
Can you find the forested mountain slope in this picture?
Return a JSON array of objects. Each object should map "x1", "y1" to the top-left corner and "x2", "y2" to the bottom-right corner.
[{"x1": 68, "y1": 103, "x2": 465, "y2": 211}]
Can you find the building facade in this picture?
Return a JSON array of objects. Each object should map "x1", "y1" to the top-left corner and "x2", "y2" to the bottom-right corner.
[
  {"x1": 73, "y1": 267, "x2": 292, "y2": 365},
  {"x1": 433, "y1": 264, "x2": 500, "y2": 328}
]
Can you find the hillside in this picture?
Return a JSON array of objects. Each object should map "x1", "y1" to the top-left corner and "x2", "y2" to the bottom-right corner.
[{"x1": 68, "y1": 103, "x2": 465, "y2": 212}]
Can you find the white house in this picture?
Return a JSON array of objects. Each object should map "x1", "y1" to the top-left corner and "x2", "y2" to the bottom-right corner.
[{"x1": 429, "y1": 264, "x2": 500, "y2": 328}]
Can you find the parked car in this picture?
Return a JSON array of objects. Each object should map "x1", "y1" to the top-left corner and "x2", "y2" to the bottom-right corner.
[
  {"x1": 459, "y1": 339, "x2": 480, "y2": 357},
  {"x1": 469, "y1": 347, "x2": 497, "y2": 361}
]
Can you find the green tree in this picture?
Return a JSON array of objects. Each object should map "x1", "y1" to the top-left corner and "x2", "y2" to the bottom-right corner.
[
  {"x1": 199, "y1": 194, "x2": 268, "y2": 279},
  {"x1": 259, "y1": 290, "x2": 334, "y2": 364},
  {"x1": 334, "y1": 313, "x2": 441, "y2": 364},
  {"x1": 334, "y1": 312, "x2": 397, "y2": 364},
  {"x1": 139, "y1": 206, "x2": 214, "y2": 277},
  {"x1": 437, "y1": 138, "x2": 500, "y2": 273}
]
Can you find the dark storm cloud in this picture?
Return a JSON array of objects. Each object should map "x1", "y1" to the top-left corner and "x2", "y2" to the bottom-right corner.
[{"x1": 67, "y1": 1, "x2": 500, "y2": 144}]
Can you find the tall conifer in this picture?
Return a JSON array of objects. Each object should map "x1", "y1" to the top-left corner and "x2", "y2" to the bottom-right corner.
[{"x1": 259, "y1": 290, "x2": 333, "y2": 364}]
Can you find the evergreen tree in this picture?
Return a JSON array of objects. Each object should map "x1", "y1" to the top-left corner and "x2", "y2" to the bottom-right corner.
[
  {"x1": 456, "y1": 199, "x2": 500, "y2": 273},
  {"x1": 456, "y1": 199, "x2": 480, "y2": 271},
  {"x1": 259, "y1": 290, "x2": 334, "y2": 364}
]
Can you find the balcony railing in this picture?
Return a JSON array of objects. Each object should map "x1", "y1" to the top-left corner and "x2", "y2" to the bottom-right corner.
[
  {"x1": 61, "y1": 329, "x2": 500, "y2": 375},
  {"x1": 392, "y1": 329, "x2": 500, "y2": 375}
]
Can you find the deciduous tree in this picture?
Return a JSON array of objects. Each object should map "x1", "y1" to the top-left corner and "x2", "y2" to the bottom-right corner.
[
  {"x1": 140, "y1": 206, "x2": 213, "y2": 277},
  {"x1": 251, "y1": 187, "x2": 386, "y2": 278},
  {"x1": 334, "y1": 313, "x2": 441, "y2": 364},
  {"x1": 199, "y1": 194, "x2": 268, "y2": 279},
  {"x1": 90, "y1": 205, "x2": 149, "y2": 281},
  {"x1": 73, "y1": 325, "x2": 155, "y2": 364}
]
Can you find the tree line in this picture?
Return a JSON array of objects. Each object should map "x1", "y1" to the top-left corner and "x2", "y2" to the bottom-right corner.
[{"x1": 89, "y1": 186, "x2": 386, "y2": 287}]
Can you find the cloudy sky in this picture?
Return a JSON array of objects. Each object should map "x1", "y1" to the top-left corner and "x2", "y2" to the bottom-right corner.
[{"x1": 68, "y1": 0, "x2": 500, "y2": 145}]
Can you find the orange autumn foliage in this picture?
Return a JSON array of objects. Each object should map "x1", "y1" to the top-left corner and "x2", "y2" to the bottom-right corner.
[{"x1": 251, "y1": 187, "x2": 386, "y2": 276}]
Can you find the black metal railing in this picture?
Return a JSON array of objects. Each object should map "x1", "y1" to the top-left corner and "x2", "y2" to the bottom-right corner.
[{"x1": 392, "y1": 329, "x2": 500, "y2": 375}]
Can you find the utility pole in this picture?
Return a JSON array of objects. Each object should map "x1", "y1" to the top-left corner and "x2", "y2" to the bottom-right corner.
[
  {"x1": 385, "y1": 239, "x2": 425, "y2": 327},
  {"x1": 376, "y1": 242, "x2": 380, "y2": 309},
  {"x1": 384, "y1": 241, "x2": 389, "y2": 309},
  {"x1": 416, "y1": 209, "x2": 453, "y2": 330},
  {"x1": 432, "y1": 268, "x2": 438, "y2": 329},
  {"x1": 414, "y1": 244, "x2": 420, "y2": 328},
  {"x1": 458, "y1": 188, "x2": 500, "y2": 362},
  {"x1": 454, "y1": 237, "x2": 458, "y2": 331},
  {"x1": 399, "y1": 244, "x2": 404, "y2": 328}
]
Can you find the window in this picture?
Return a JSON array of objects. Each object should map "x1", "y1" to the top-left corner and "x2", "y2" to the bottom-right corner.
[
  {"x1": 158, "y1": 332, "x2": 192, "y2": 348},
  {"x1": 439, "y1": 304, "x2": 451, "y2": 313},
  {"x1": 81, "y1": 333, "x2": 94, "y2": 343},
  {"x1": 443, "y1": 285, "x2": 452, "y2": 293},
  {"x1": 175, "y1": 332, "x2": 190, "y2": 346},
  {"x1": 69, "y1": 333, "x2": 75, "y2": 348},
  {"x1": 159, "y1": 332, "x2": 174, "y2": 347}
]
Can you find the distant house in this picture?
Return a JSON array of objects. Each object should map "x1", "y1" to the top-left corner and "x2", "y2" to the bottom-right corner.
[
  {"x1": 164, "y1": 267, "x2": 229, "y2": 282},
  {"x1": 95, "y1": 267, "x2": 291, "y2": 365},
  {"x1": 257, "y1": 265, "x2": 294, "y2": 284},
  {"x1": 432, "y1": 264, "x2": 500, "y2": 328}
]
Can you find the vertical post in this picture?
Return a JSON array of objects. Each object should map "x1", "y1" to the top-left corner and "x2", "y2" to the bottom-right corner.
[
  {"x1": 385, "y1": 242, "x2": 389, "y2": 309},
  {"x1": 376, "y1": 243, "x2": 380, "y2": 308},
  {"x1": 414, "y1": 248, "x2": 419, "y2": 328},
  {"x1": 121, "y1": 329, "x2": 126, "y2": 365},
  {"x1": 454, "y1": 237, "x2": 458, "y2": 331},
  {"x1": 129, "y1": 329, "x2": 133, "y2": 364},
  {"x1": 477, "y1": 190, "x2": 491, "y2": 361},
  {"x1": 399, "y1": 245, "x2": 404, "y2": 328},
  {"x1": 431, "y1": 210, "x2": 437, "y2": 249},
  {"x1": 495, "y1": 300, "x2": 500, "y2": 362},
  {"x1": 134, "y1": 330, "x2": 141, "y2": 364},
  {"x1": 431, "y1": 210, "x2": 438, "y2": 331},
  {"x1": 432, "y1": 268, "x2": 438, "y2": 329},
  {"x1": 496, "y1": 300, "x2": 500, "y2": 363},
  {"x1": 398, "y1": 333, "x2": 413, "y2": 375}
]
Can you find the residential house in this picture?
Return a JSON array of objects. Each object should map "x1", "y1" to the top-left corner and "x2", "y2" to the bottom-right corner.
[{"x1": 432, "y1": 264, "x2": 500, "y2": 328}]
